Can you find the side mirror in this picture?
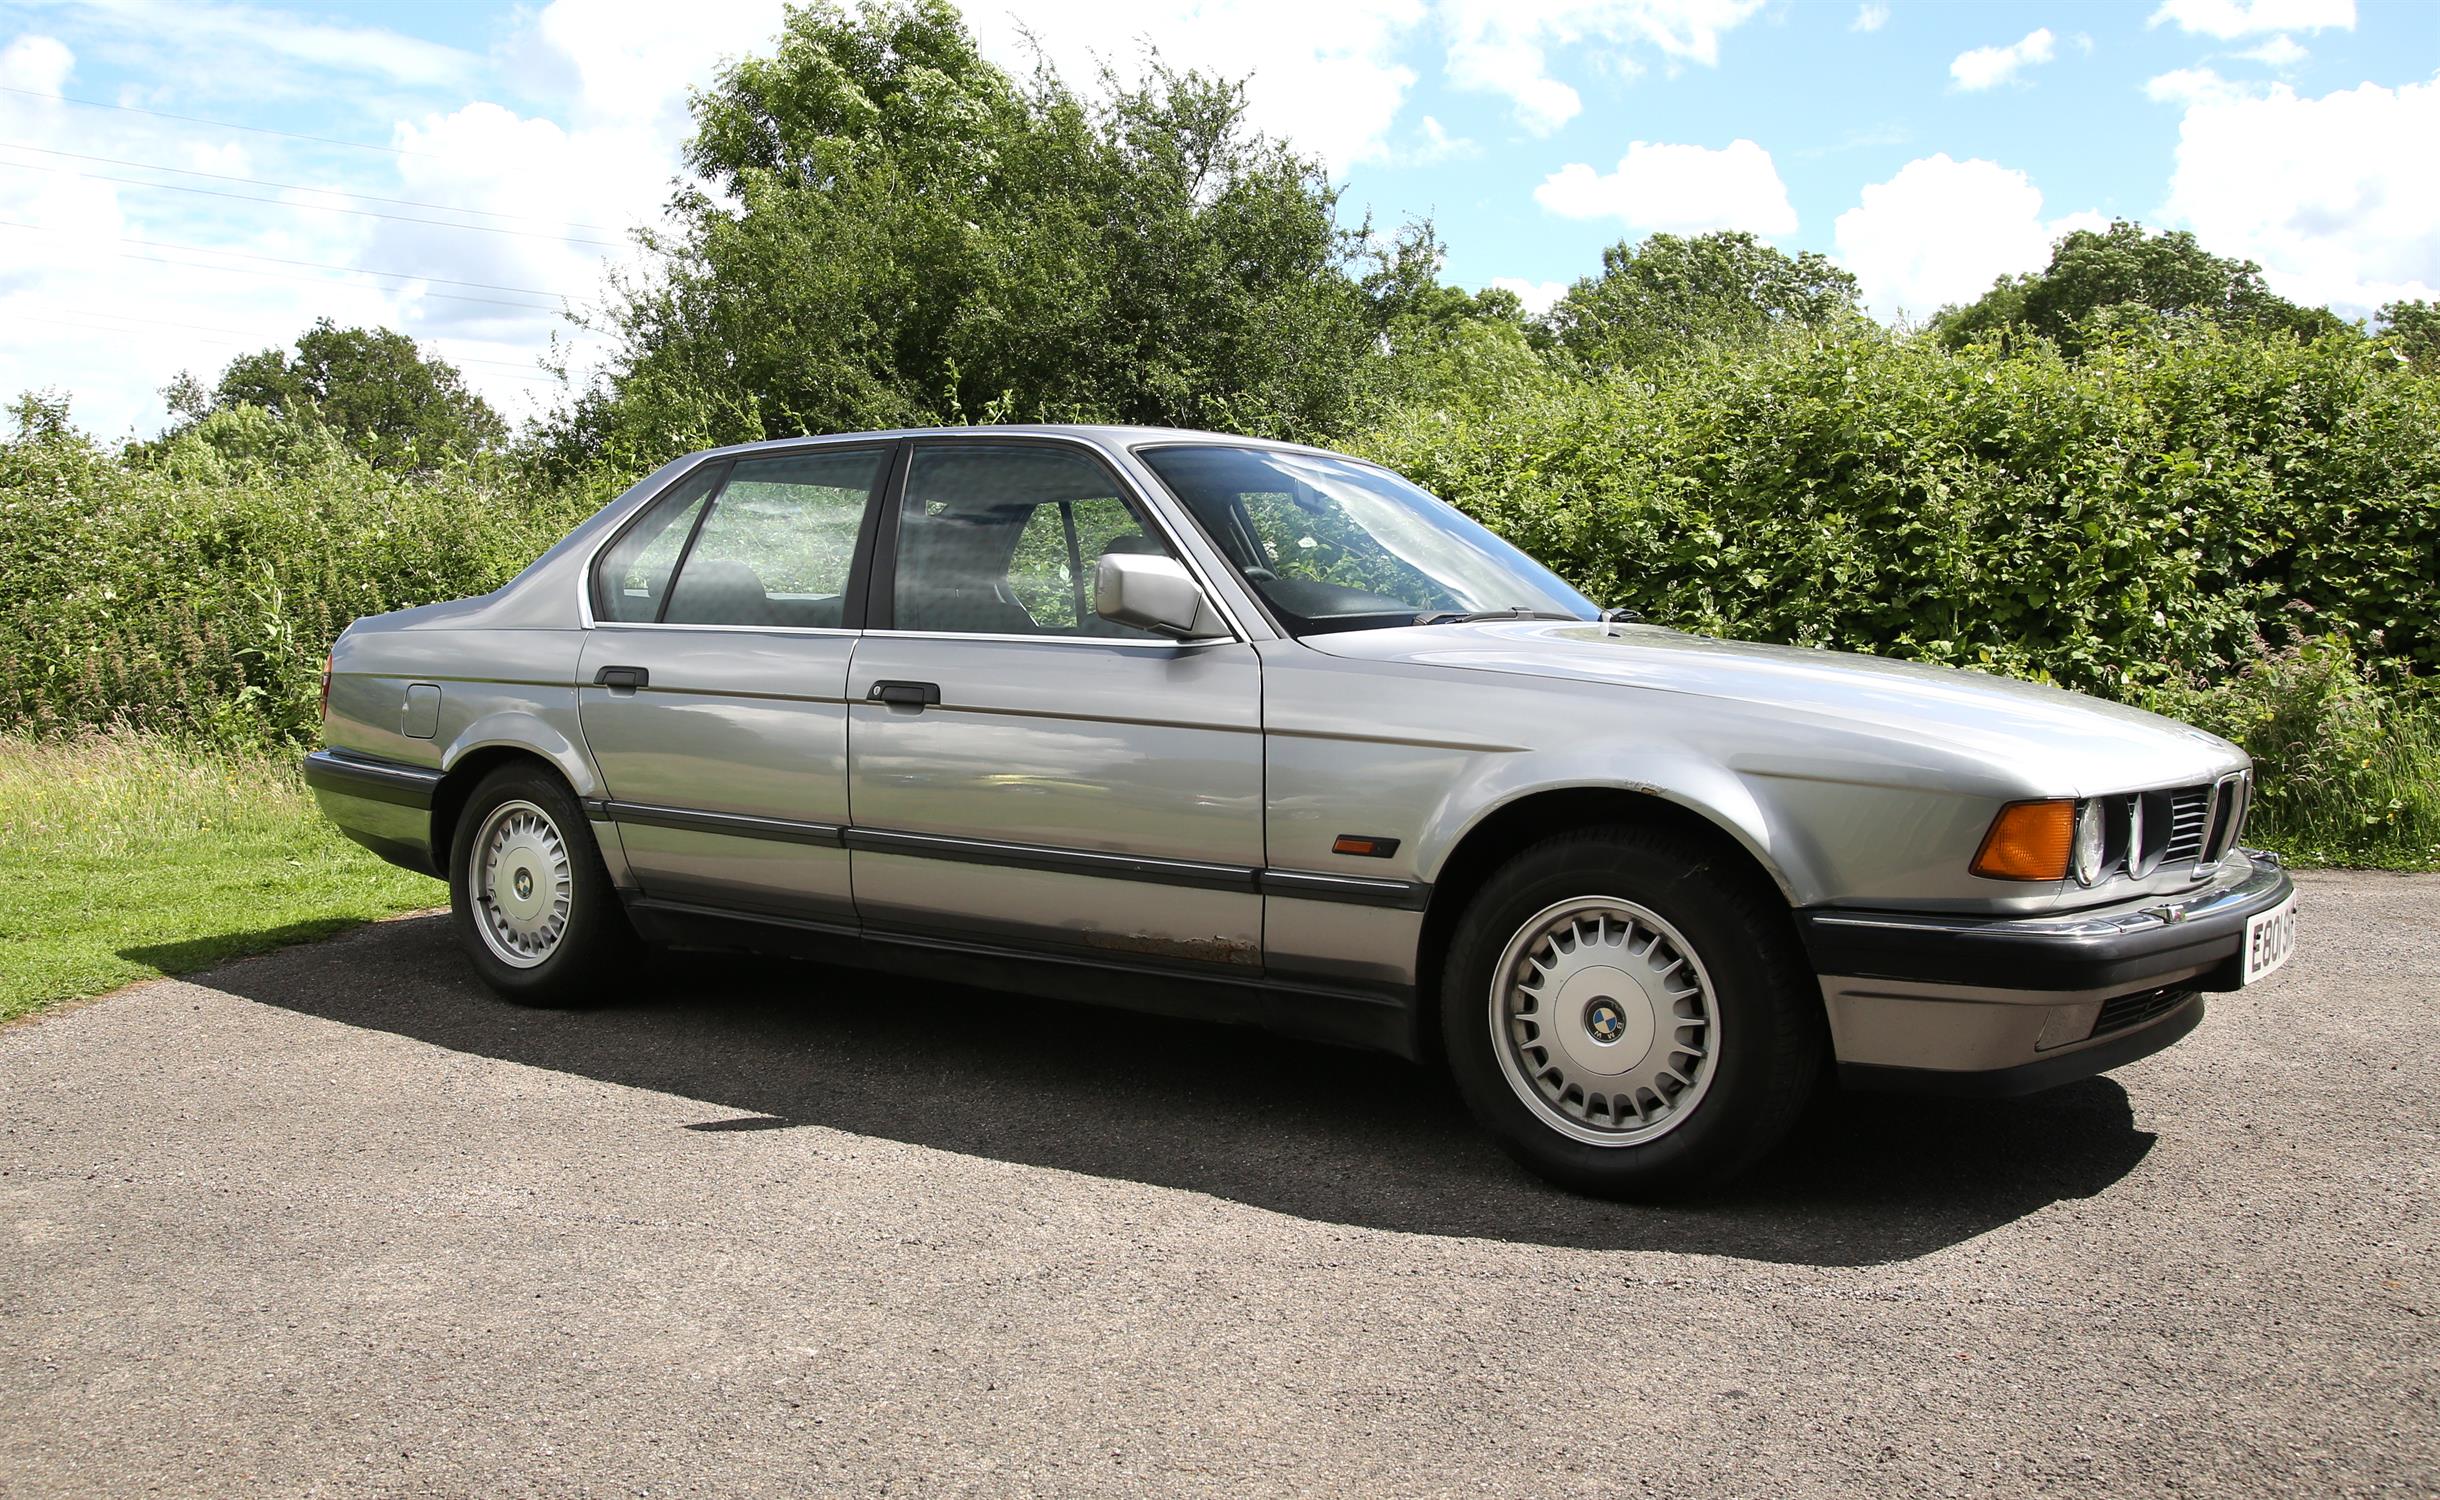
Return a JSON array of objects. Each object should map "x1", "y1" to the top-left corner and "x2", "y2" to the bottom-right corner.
[{"x1": 1094, "y1": 553, "x2": 1226, "y2": 640}]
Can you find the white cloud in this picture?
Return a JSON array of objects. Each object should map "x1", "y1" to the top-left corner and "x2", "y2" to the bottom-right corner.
[
  {"x1": 1392, "y1": 114, "x2": 1480, "y2": 166},
  {"x1": 1533, "y1": 139, "x2": 1796, "y2": 235},
  {"x1": 1950, "y1": 28, "x2": 2056, "y2": 91},
  {"x1": 522, "y1": 0, "x2": 788, "y2": 129},
  {"x1": 1440, "y1": 0, "x2": 1768, "y2": 135},
  {"x1": 0, "y1": 33, "x2": 75, "y2": 93},
  {"x1": 2145, "y1": 65, "x2": 2249, "y2": 105},
  {"x1": 2237, "y1": 34, "x2": 2309, "y2": 66},
  {"x1": 1850, "y1": 4, "x2": 1890, "y2": 34},
  {"x1": 1832, "y1": 154, "x2": 2104, "y2": 319},
  {"x1": 2147, "y1": 0, "x2": 2353, "y2": 40},
  {"x1": 960, "y1": 0, "x2": 1425, "y2": 170},
  {"x1": 1491, "y1": 276, "x2": 1569, "y2": 317},
  {"x1": 39, "y1": 0, "x2": 477, "y2": 93},
  {"x1": 2158, "y1": 73, "x2": 2440, "y2": 314}
]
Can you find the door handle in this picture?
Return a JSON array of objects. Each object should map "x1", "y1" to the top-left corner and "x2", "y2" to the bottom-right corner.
[
  {"x1": 594, "y1": 665, "x2": 649, "y2": 691},
  {"x1": 867, "y1": 680, "x2": 940, "y2": 708}
]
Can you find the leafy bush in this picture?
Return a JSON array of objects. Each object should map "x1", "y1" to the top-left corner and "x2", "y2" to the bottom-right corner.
[
  {"x1": 2140, "y1": 635, "x2": 2440, "y2": 868},
  {"x1": 0, "y1": 398, "x2": 596, "y2": 746},
  {"x1": 1357, "y1": 320, "x2": 2440, "y2": 694}
]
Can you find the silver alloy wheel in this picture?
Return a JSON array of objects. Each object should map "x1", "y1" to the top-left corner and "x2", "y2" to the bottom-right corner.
[
  {"x1": 468, "y1": 798, "x2": 573, "y2": 970},
  {"x1": 1488, "y1": 896, "x2": 1721, "y2": 1147}
]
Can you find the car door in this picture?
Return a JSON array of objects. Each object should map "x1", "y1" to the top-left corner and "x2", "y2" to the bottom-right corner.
[
  {"x1": 845, "y1": 439, "x2": 1266, "y2": 969},
  {"x1": 577, "y1": 443, "x2": 893, "y2": 920}
]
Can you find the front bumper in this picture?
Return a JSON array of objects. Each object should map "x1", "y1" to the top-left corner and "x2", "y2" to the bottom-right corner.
[{"x1": 1799, "y1": 851, "x2": 2293, "y2": 1096}]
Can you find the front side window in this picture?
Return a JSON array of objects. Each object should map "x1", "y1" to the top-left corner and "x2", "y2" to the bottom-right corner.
[
  {"x1": 660, "y1": 449, "x2": 884, "y2": 628},
  {"x1": 892, "y1": 445, "x2": 1179, "y2": 639},
  {"x1": 1137, "y1": 445, "x2": 1595, "y2": 635}
]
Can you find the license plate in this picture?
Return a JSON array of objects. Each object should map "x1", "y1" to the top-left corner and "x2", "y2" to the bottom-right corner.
[{"x1": 2241, "y1": 893, "x2": 2299, "y2": 985}]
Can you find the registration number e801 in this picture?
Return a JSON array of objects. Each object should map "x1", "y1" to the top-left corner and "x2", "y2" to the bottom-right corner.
[{"x1": 2241, "y1": 893, "x2": 2299, "y2": 985}]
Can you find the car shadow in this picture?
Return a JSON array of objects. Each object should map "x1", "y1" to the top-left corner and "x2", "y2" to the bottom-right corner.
[{"x1": 129, "y1": 915, "x2": 2160, "y2": 1268}]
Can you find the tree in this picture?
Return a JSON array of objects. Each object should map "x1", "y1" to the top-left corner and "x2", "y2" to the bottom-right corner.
[
  {"x1": 2377, "y1": 299, "x2": 2440, "y2": 372},
  {"x1": 550, "y1": 0, "x2": 1396, "y2": 474},
  {"x1": 188, "y1": 319, "x2": 505, "y2": 470},
  {"x1": 1937, "y1": 220, "x2": 2341, "y2": 354},
  {"x1": 1545, "y1": 231, "x2": 1861, "y2": 372}
]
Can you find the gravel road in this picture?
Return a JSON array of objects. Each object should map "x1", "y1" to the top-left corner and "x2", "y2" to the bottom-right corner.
[{"x1": 2, "y1": 870, "x2": 2433, "y2": 1497}]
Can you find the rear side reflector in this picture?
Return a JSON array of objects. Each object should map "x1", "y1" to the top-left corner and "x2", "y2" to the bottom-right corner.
[{"x1": 1972, "y1": 800, "x2": 2075, "y2": 881}]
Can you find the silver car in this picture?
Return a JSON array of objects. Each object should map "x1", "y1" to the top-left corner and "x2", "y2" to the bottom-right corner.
[{"x1": 306, "y1": 426, "x2": 2299, "y2": 1194}]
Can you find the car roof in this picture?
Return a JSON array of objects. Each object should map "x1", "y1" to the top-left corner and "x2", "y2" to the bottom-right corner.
[{"x1": 684, "y1": 424, "x2": 1350, "y2": 465}]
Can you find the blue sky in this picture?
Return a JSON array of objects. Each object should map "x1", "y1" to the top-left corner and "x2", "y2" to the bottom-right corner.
[{"x1": 2, "y1": 0, "x2": 2434, "y2": 437}]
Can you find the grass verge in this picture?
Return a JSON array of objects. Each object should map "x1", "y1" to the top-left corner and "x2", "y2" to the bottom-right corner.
[{"x1": 0, "y1": 733, "x2": 441, "y2": 1023}]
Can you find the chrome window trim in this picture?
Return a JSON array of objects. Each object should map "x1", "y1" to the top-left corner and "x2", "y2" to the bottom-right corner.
[
  {"x1": 886, "y1": 434, "x2": 1252, "y2": 646},
  {"x1": 576, "y1": 440, "x2": 892, "y2": 632},
  {"x1": 856, "y1": 627, "x2": 1239, "y2": 652},
  {"x1": 578, "y1": 432, "x2": 1256, "y2": 643},
  {"x1": 587, "y1": 620, "x2": 862, "y2": 640}
]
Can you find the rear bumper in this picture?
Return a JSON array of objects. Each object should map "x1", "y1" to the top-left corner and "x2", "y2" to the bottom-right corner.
[
  {"x1": 303, "y1": 749, "x2": 443, "y2": 877},
  {"x1": 1800, "y1": 852, "x2": 2292, "y2": 1095}
]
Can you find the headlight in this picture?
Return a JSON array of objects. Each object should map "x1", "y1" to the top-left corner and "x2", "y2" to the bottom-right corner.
[{"x1": 2072, "y1": 798, "x2": 2108, "y2": 886}]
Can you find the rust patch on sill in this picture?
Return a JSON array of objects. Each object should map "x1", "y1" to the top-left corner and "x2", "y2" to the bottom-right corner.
[{"x1": 1079, "y1": 930, "x2": 1259, "y2": 966}]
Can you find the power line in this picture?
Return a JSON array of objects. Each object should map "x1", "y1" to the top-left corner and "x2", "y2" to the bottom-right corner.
[
  {"x1": 0, "y1": 228, "x2": 571, "y2": 313},
  {"x1": 0, "y1": 140, "x2": 627, "y2": 235},
  {"x1": 0, "y1": 219, "x2": 578, "y2": 300},
  {"x1": 5, "y1": 311, "x2": 561, "y2": 384},
  {"x1": 0, "y1": 157, "x2": 619, "y2": 247},
  {"x1": 0, "y1": 83, "x2": 469, "y2": 164},
  {"x1": 10, "y1": 312, "x2": 249, "y2": 349}
]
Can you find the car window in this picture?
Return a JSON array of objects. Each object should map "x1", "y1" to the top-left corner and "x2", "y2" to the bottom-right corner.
[
  {"x1": 1138, "y1": 444, "x2": 1594, "y2": 635},
  {"x1": 893, "y1": 445, "x2": 1177, "y2": 639},
  {"x1": 591, "y1": 464, "x2": 722, "y2": 624},
  {"x1": 662, "y1": 449, "x2": 884, "y2": 629}
]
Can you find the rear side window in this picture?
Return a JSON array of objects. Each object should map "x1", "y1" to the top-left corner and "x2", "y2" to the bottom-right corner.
[
  {"x1": 591, "y1": 464, "x2": 722, "y2": 623},
  {"x1": 663, "y1": 450, "x2": 883, "y2": 629}
]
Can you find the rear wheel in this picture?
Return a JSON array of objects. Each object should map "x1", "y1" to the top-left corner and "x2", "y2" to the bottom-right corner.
[
  {"x1": 447, "y1": 763, "x2": 634, "y2": 1007},
  {"x1": 1440, "y1": 824, "x2": 1823, "y2": 1196}
]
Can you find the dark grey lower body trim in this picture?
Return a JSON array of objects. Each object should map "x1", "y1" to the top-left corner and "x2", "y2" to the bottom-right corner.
[
  {"x1": 844, "y1": 826, "x2": 1257, "y2": 893},
  {"x1": 590, "y1": 799, "x2": 844, "y2": 847},
  {"x1": 1258, "y1": 869, "x2": 1431, "y2": 911},
  {"x1": 590, "y1": 801, "x2": 1432, "y2": 910},
  {"x1": 302, "y1": 749, "x2": 440, "y2": 809}
]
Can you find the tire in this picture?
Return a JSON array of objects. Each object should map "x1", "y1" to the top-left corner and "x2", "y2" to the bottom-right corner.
[
  {"x1": 1439, "y1": 823, "x2": 1825, "y2": 1197},
  {"x1": 446, "y1": 762, "x2": 636, "y2": 1008}
]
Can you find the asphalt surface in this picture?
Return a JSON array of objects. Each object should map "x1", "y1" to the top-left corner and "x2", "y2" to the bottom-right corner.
[{"x1": 2, "y1": 870, "x2": 2433, "y2": 1498}]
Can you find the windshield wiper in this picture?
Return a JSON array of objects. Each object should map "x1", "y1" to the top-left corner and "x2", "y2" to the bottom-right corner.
[{"x1": 1410, "y1": 607, "x2": 1583, "y2": 626}]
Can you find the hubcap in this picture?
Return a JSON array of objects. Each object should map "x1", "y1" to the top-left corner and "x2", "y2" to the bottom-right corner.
[
  {"x1": 469, "y1": 798, "x2": 572, "y2": 969},
  {"x1": 1488, "y1": 896, "x2": 1721, "y2": 1147}
]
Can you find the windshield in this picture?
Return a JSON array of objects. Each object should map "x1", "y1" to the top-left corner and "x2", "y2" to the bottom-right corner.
[{"x1": 1136, "y1": 445, "x2": 1595, "y2": 635}]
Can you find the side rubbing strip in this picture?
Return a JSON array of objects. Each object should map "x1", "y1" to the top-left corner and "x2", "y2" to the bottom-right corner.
[
  {"x1": 585, "y1": 802, "x2": 1432, "y2": 909},
  {"x1": 1258, "y1": 870, "x2": 1431, "y2": 911},
  {"x1": 598, "y1": 801, "x2": 845, "y2": 847},
  {"x1": 845, "y1": 827, "x2": 1259, "y2": 894}
]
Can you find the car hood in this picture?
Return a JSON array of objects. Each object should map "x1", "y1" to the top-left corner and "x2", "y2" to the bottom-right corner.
[{"x1": 1301, "y1": 620, "x2": 2248, "y2": 796}]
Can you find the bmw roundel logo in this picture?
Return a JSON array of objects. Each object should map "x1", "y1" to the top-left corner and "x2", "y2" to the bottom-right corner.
[{"x1": 1587, "y1": 1001, "x2": 1627, "y2": 1044}]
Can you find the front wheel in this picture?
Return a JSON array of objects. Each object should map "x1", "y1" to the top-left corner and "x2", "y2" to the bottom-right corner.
[
  {"x1": 1440, "y1": 825, "x2": 1824, "y2": 1197},
  {"x1": 447, "y1": 763, "x2": 635, "y2": 1007}
]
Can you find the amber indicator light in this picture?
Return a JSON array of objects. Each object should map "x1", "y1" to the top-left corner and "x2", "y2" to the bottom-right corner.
[
  {"x1": 1332, "y1": 834, "x2": 1400, "y2": 858},
  {"x1": 1971, "y1": 799, "x2": 2075, "y2": 881}
]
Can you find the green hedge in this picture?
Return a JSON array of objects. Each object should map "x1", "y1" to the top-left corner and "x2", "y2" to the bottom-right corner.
[
  {"x1": 1356, "y1": 323, "x2": 2440, "y2": 695},
  {"x1": 0, "y1": 406, "x2": 598, "y2": 746}
]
